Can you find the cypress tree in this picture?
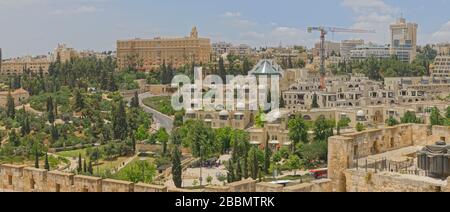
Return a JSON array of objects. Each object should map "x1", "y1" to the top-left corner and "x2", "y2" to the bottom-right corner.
[
  {"x1": 251, "y1": 148, "x2": 258, "y2": 180},
  {"x1": 34, "y1": 149, "x2": 40, "y2": 169},
  {"x1": 218, "y1": 57, "x2": 226, "y2": 82},
  {"x1": 131, "y1": 91, "x2": 140, "y2": 108},
  {"x1": 74, "y1": 89, "x2": 85, "y2": 112},
  {"x1": 113, "y1": 101, "x2": 128, "y2": 140},
  {"x1": 236, "y1": 160, "x2": 242, "y2": 181},
  {"x1": 88, "y1": 161, "x2": 93, "y2": 175},
  {"x1": 47, "y1": 96, "x2": 55, "y2": 123},
  {"x1": 264, "y1": 139, "x2": 271, "y2": 174},
  {"x1": 9, "y1": 130, "x2": 19, "y2": 147},
  {"x1": 51, "y1": 124, "x2": 59, "y2": 141},
  {"x1": 21, "y1": 114, "x2": 31, "y2": 136},
  {"x1": 227, "y1": 160, "x2": 235, "y2": 183},
  {"x1": 44, "y1": 153, "x2": 50, "y2": 171},
  {"x1": 77, "y1": 153, "x2": 82, "y2": 173},
  {"x1": 83, "y1": 159, "x2": 87, "y2": 174},
  {"x1": 172, "y1": 146, "x2": 183, "y2": 188},
  {"x1": 6, "y1": 92, "x2": 15, "y2": 119}
]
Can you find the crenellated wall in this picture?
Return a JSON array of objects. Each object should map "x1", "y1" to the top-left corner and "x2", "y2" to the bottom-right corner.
[{"x1": 0, "y1": 164, "x2": 167, "y2": 192}]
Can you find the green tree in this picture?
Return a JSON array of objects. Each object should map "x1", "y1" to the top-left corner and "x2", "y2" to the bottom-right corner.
[
  {"x1": 157, "y1": 128, "x2": 169, "y2": 155},
  {"x1": 21, "y1": 114, "x2": 31, "y2": 136},
  {"x1": 264, "y1": 139, "x2": 272, "y2": 174},
  {"x1": 174, "y1": 111, "x2": 184, "y2": 127},
  {"x1": 386, "y1": 117, "x2": 400, "y2": 126},
  {"x1": 172, "y1": 145, "x2": 183, "y2": 188},
  {"x1": 44, "y1": 153, "x2": 50, "y2": 171},
  {"x1": 311, "y1": 93, "x2": 319, "y2": 109},
  {"x1": 314, "y1": 116, "x2": 334, "y2": 141},
  {"x1": 218, "y1": 57, "x2": 226, "y2": 82},
  {"x1": 8, "y1": 130, "x2": 20, "y2": 147},
  {"x1": 249, "y1": 147, "x2": 259, "y2": 180},
  {"x1": 34, "y1": 149, "x2": 40, "y2": 169},
  {"x1": 337, "y1": 117, "x2": 351, "y2": 135},
  {"x1": 130, "y1": 91, "x2": 140, "y2": 108},
  {"x1": 430, "y1": 107, "x2": 444, "y2": 126},
  {"x1": 115, "y1": 160, "x2": 156, "y2": 183},
  {"x1": 88, "y1": 160, "x2": 93, "y2": 175},
  {"x1": 73, "y1": 89, "x2": 85, "y2": 112},
  {"x1": 227, "y1": 160, "x2": 235, "y2": 183},
  {"x1": 83, "y1": 159, "x2": 87, "y2": 173},
  {"x1": 288, "y1": 114, "x2": 309, "y2": 152},
  {"x1": 287, "y1": 155, "x2": 301, "y2": 176},
  {"x1": 356, "y1": 123, "x2": 366, "y2": 132},
  {"x1": 401, "y1": 111, "x2": 422, "y2": 124},
  {"x1": 6, "y1": 92, "x2": 15, "y2": 119},
  {"x1": 135, "y1": 125, "x2": 149, "y2": 141},
  {"x1": 235, "y1": 160, "x2": 242, "y2": 181},
  {"x1": 216, "y1": 127, "x2": 232, "y2": 154},
  {"x1": 47, "y1": 96, "x2": 55, "y2": 123},
  {"x1": 255, "y1": 108, "x2": 265, "y2": 128},
  {"x1": 113, "y1": 101, "x2": 129, "y2": 140},
  {"x1": 77, "y1": 153, "x2": 82, "y2": 173}
]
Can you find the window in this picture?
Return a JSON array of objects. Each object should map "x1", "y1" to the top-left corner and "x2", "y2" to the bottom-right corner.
[
  {"x1": 55, "y1": 184, "x2": 61, "y2": 192},
  {"x1": 8, "y1": 175, "x2": 12, "y2": 186}
]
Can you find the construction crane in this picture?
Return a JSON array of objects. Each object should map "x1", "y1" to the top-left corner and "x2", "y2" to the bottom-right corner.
[{"x1": 307, "y1": 26, "x2": 375, "y2": 90}]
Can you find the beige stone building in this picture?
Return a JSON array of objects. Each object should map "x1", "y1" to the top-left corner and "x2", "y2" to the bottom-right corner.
[
  {"x1": 340, "y1": 39, "x2": 364, "y2": 59},
  {"x1": 390, "y1": 17, "x2": 418, "y2": 63},
  {"x1": 0, "y1": 88, "x2": 30, "y2": 108},
  {"x1": 116, "y1": 27, "x2": 211, "y2": 71},
  {"x1": 431, "y1": 55, "x2": 450, "y2": 77},
  {"x1": 54, "y1": 43, "x2": 78, "y2": 63},
  {"x1": 1, "y1": 56, "x2": 51, "y2": 75}
]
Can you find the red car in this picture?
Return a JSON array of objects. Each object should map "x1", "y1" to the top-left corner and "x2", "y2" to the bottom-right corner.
[{"x1": 310, "y1": 168, "x2": 328, "y2": 179}]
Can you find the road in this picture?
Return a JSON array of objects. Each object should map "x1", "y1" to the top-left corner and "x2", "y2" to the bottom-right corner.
[{"x1": 138, "y1": 92, "x2": 174, "y2": 132}]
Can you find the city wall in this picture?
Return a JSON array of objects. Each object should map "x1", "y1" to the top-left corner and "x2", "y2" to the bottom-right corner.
[
  {"x1": 0, "y1": 164, "x2": 167, "y2": 192},
  {"x1": 328, "y1": 124, "x2": 450, "y2": 192},
  {"x1": 344, "y1": 169, "x2": 450, "y2": 192},
  {"x1": 0, "y1": 164, "x2": 332, "y2": 192}
]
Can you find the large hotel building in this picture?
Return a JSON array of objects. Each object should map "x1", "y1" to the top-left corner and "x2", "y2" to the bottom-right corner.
[{"x1": 116, "y1": 27, "x2": 212, "y2": 71}]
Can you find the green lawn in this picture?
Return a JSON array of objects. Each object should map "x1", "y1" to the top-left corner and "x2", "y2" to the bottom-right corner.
[
  {"x1": 56, "y1": 148, "x2": 88, "y2": 159},
  {"x1": 142, "y1": 96, "x2": 175, "y2": 116}
]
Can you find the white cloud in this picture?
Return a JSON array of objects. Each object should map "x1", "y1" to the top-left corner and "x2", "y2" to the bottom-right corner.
[
  {"x1": 342, "y1": 0, "x2": 400, "y2": 44},
  {"x1": 220, "y1": 11, "x2": 257, "y2": 29},
  {"x1": 50, "y1": 5, "x2": 103, "y2": 15},
  {"x1": 222, "y1": 11, "x2": 241, "y2": 18},
  {"x1": 432, "y1": 21, "x2": 450, "y2": 43},
  {"x1": 237, "y1": 26, "x2": 315, "y2": 47}
]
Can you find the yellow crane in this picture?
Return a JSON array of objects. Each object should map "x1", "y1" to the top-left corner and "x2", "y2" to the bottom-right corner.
[{"x1": 307, "y1": 26, "x2": 375, "y2": 90}]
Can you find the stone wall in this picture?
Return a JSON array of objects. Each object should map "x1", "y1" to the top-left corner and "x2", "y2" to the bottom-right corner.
[
  {"x1": 0, "y1": 164, "x2": 167, "y2": 192},
  {"x1": 344, "y1": 169, "x2": 447, "y2": 192},
  {"x1": 432, "y1": 125, "x2": 450, "y2": 143},
  {"x1": 327, "y1": 124, "x2": 431, "y2": 192},
  {"x1": 256, "y1": 182, "x2": 284, "y2": 192},
  {"x1": 228, "y1": 179, "x2": 256, "y2": 192},
  {"x1": 283, "y1": 179, "x2": 332, "y2": 192}
]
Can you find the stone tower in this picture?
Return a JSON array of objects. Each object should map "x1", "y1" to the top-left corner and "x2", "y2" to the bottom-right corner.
[{"x1": 190, "y1": 27, "x2": 198, "y2": 39}]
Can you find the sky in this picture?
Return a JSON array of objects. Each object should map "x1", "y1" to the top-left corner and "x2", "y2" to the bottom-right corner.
[{"x1": 0, "y1": 0, "x2": 449, "y2": 58}]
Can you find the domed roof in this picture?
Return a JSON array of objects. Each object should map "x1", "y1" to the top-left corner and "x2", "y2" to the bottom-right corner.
[
  {"x1": 357, "y1": 110, "x2": 366, "y2": 117},
  {"x1": 219, "y1": 110, "x2": 229, "y2": 116}
]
